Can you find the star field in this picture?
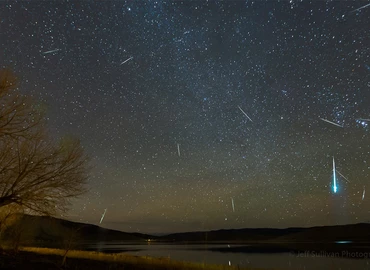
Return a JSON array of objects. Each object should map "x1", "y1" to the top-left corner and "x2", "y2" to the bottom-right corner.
[{"x1": 1, "y1": 0, "x2": 370, "y2": 233}]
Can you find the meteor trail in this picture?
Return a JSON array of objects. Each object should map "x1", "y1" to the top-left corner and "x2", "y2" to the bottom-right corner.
[
  {"x1": 238, "y1": 106, "x2": 253, "y2": 122},
  {"x1": 177, "y1": 143, "x2": 180, "y2": 157},
  {"x1": 120, "y1": 57, "x2": 133, "y2": 65},
  {"x1": 350, "y1": 3, "x2": 370, "y2": 13},
  {"x1": 333, "y1": 157, "x2": 337, "y2": 193},
  {"x1": 231, "y1": 198, "x2": 235, "y2": 212},
  {"x1": 320, "y1": 118, "x2": 343, "y2": 128},
  {"x1": 337, "y1": 170, "x2": 350, "y2": 183},
  {"x1": 42, "y1": 48, "x2": 61, "y2": 54},
  {"x1": 100, "y1": 209, "x2": 107, "y2": 224},
  {"x1": 356, "y1": 118, "x2": 370, "y2": 122},
  {"x1": 363, "y1": 187, "x2": 366, "y2": 200}
]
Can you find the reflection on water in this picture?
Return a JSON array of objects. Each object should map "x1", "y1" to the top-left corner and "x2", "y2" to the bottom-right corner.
[{"x1": 85, "y1": 243, "x2": 370, "y2": 270}]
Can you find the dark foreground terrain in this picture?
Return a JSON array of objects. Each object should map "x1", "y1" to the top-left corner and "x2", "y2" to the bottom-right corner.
[
  {"x1": 0, "y1": 247, "x2": 257, "y2": 270},
  {"x1": 0, "y1": 250, "x2": 116, "y2": 270}
]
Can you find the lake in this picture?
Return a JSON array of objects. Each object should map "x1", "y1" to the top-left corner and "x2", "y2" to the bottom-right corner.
[{"x1": 84, "y1": 242, "x2": 370, "y2": 270}]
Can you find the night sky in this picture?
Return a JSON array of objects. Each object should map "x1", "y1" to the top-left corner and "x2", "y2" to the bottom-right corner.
[{"x1": 1, "y1": 1, "x2": 370, "y2": 234}]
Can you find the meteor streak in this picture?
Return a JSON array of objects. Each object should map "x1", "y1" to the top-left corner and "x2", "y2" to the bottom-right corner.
[
  {"x1": 231, "y1": 198, "x2": 235, "y2": 212},
  {"x1": 100, "y1": 209, "x2": 107, "y2": 224},
  {"x1": 350, "y1": 3, "x2": 370, "y2": 13},
  {"x1": 363, "y1": 187, "x2": 366, "y2": 200},
  {"x1": 337, "y1": 170, "x2": 350, "y2": 183},
  {"x1": 238, "y1": 106, "x2": 253, "y2": 122},
  {"x1": 333, "y1": 157, "x2": 337, "y2": 193},
  {"x1": 120, "y1": 57, "x2": 133, "y2": 65},
  {"x1": 42, "y1": 48, "x2": 61, "y2": 54},
  {"x1": 177, "y1": 143, "x2": 181, "y2": 157},
  {"x1": 320, "y1": 118, "x2": 343, "y2": 128}
]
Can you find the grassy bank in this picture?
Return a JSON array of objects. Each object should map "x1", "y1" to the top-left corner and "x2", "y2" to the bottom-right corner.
[{"x1": 0, "y1": 246, "x2": 265, "y2": 270}]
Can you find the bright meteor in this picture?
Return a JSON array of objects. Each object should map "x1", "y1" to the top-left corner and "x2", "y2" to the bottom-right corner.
[
  {"x1": 332, "y1": 157, "x2": 337, "y2": 193},
  {"x1": 120, "y1": 56, "x2": 133, "y2": 65},
  {"x1": 42, "y1": 48, "x2": 61, "y2": 54},
  {"x1": 320, "y1": 118, "x2": 343, "y2": 128},
  {"x1": 177, "y1": 143, "x2": 181, "y2": 157},
  {"x1": 231, "y1": 198, "x2": 235, "y2": 212},
  {"x1": 350, "y1": 3, "x2": 370, "y2": 13},
  {"x1": 100, "y1": 208, "x2": 107, "y2": 224},
  {"x1": 238, "y1": 106, "x2": 253, "y2": 122}
]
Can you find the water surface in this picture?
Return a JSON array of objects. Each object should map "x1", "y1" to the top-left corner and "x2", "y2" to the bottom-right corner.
[{"x1": 84, "y1": 242, "x2": 370, "y2": 270}]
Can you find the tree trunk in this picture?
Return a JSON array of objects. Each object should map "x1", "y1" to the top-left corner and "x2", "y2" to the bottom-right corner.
[{"x1": 0, "y1": 196, "x2": 14, "y2": 208}]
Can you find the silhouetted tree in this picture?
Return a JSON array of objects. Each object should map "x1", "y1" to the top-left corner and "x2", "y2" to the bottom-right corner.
[
  {"x1": 61, "y1": 225, "x2": 85, "y2": 268},
  {"x1": 0, "y1": 69, "x2": 42, "y2": 138},
  {"x1": 0, "y1": 69, "x2": 88, "y2": 216}
]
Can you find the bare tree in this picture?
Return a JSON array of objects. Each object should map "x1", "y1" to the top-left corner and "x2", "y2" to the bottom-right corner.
[
  {"x1": 61, "y1": 225, "x2": 86, "y2": 268},
  {"x1": 0, "y1": 69, "x2": 88, "y2": 216},
  {"x1": 0, "y1": 69, "x2": 43, "y2": 138}
]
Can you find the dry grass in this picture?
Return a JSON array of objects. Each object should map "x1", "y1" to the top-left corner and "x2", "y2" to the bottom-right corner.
[{"x1": 20, "y1": 246, "x2": 264, "y2": 270}]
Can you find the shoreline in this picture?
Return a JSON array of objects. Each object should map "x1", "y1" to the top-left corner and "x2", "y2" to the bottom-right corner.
[{"x1": 0, "y1": 246, "x2": 259, "y2": 270}]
